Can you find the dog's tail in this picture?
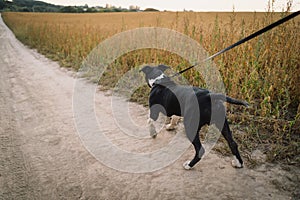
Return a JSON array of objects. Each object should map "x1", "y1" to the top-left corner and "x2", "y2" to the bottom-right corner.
[
  {"x1": 210, "y1": 93, "x2": 249, "y2": 107},
  {"x1": 226, "y1": 96, "x2": 249, "y2": 107}
]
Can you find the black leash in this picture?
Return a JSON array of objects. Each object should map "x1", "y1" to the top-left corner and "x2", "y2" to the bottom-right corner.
[{"x1": 172, "y1": 10, "x2": 300, "y2": 77}]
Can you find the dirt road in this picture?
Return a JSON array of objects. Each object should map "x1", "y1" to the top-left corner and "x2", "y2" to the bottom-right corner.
[{"x1": 0, "y1": 14, "x2": 299, "y2": 199}]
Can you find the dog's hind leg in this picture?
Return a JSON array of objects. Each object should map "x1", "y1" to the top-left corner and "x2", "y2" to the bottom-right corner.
[
  {"x1": 183, "y1": 132, "x2": 205, "y2": 170},
  {"x1": 182, "y1": 103, "x2": 204, "y2": 170},
  {"x1": 217, "y1": 119, "x2": 243, "y2": 168}
]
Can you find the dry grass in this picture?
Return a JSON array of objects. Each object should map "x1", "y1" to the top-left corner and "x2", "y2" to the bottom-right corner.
[{"x1": 2, "y1": 10, "x2": 299, "y2": 166}]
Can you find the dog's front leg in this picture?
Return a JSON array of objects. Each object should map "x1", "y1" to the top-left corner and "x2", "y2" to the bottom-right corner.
[
  {"x1": 147, "y1": 118, "x2": 157, "y2": 138},
  {"x1": 148, "y1": 102, "x2": 162, "y2": 138},
  {"x1": 148, "y1": 106, "x2": 160, "y2": 138}
]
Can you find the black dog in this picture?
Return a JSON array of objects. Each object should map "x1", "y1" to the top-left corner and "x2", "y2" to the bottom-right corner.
[{"x1": 140, "y1": 65, "x2": 249, "y2": 170}]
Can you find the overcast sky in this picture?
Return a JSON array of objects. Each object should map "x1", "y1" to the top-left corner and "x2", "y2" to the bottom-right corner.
[{"x1": 42, "y1": 0, "x2": 300, "y2": 12}]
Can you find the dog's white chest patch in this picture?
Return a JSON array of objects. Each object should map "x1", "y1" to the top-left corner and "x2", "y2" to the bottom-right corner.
[{"x1": 148, "y1": 74, "x2": 165, "y2": 87}]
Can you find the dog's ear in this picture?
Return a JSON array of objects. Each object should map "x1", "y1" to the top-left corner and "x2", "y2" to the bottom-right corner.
[
  {"x1": 157, "y1": 65, "x2": 170, "y2": 72},
  {"x1": 140, "y1": 66, "x2": 152, "y2": 74}
]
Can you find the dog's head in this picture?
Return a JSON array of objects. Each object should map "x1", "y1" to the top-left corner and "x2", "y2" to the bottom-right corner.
[{"x1": 140, "y1": 65, "x2": 171, "y2": 88}]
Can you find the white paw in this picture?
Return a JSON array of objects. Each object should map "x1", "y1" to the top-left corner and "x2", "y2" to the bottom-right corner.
[
  {"x1": 231, "y1": 156, "x2": 243, "y2": 168},
  {"x1": 183, "y1": 160, "x2": 192, "y2": 170},
  {"x1": 165, "y1": 123, "x2": 175, "y2": 131},
  {"x1": 148, "y1": 118, "x2": 157, "y2": 138},
  {"x1": 149, "y1": 124, "x2": 157, "y2": 138}
]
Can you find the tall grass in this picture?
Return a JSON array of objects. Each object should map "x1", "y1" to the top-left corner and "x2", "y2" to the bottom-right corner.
[{"x1": 2, "y1": 10, "x2": 299, "y2": 165}]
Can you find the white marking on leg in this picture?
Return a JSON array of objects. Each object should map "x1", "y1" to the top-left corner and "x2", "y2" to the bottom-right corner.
[
  {"x1": 147, "y1": 118, "x2": 153, "y2": 124},
  {"x1": 231, "y1": 156, "x2": 242, "y2": 168},
  {"x1": 165, "y1": 116, "x2": 171, "y2": 125},
  {"x1": 165, "y1": 116, "x2": 180, "y2": 131},
  {"x1": 171, "y1": 115, "x2": 181, "y2": 124}
]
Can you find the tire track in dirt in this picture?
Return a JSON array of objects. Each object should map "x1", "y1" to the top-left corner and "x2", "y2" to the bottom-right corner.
[
  {"x1": 0, "y1": 40, "x2": 33, "y2": 199},
  {"x1": 0, "y1": 15, "x2": 86, "y2": 199}
]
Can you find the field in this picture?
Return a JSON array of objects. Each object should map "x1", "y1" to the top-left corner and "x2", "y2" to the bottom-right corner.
[{"x1": 2, "y1": 11, "x2": 299, "y2": 165}]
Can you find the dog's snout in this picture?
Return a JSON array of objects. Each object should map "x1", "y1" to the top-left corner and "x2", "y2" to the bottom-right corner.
[{"x1": 140, "y1": 66, "x2": 152, "y2": 74}]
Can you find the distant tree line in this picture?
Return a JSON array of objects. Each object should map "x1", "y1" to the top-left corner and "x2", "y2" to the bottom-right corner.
[
  {"x1": 0, "y1": 0, "x2": 61, "y2": 12},
  {"x1": 0, "y1": 0, "x2": 160, "y2": 13}
]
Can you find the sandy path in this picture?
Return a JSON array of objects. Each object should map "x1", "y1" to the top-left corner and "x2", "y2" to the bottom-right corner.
[{"x1": 0, "y1": 14, "x2": 298, "y2": 199}]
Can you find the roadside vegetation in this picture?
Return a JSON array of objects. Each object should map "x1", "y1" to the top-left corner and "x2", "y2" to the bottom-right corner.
[{"x1": 2, "y1": 6, "x2": 299, "y2": 166}]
